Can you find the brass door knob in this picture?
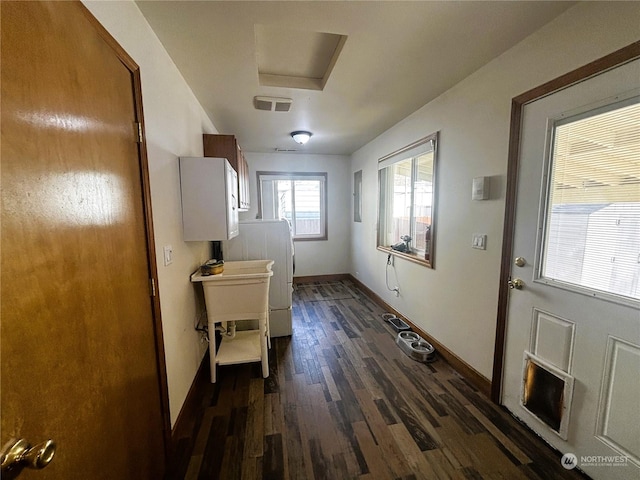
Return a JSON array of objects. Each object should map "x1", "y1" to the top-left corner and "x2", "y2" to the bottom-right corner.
[
  {"x1": 1, "y1": 438, "x2": 56, "y2": 477},
  {"x1": 508, "y1": 278, "x2": 524, "y2": 290}
]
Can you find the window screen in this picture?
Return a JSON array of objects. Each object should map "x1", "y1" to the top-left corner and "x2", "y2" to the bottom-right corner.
[{"x1": 541, "y1": 99, "x2": 640, "y2": 300}]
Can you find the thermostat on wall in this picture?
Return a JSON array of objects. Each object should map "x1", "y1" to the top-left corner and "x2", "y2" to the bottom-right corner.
[{"x1": 472, "y1": 176, "x2": 490, "y2": 200}]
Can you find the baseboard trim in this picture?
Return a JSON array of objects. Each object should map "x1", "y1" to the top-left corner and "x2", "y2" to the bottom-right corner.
[
  {"x1": 170, "y1": 351, "x2": 209, "y2": 454},
  {"x1": 293, "y1": 273, "x2": 351, "y2": 284},
  {"x1": 348, "y1": 274, "x2": 492, "y2": 398}
]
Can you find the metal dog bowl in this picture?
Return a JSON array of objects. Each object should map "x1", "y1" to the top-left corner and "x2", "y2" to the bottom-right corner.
[
  {"x1": 396, "y1": 332, "x2": 436, "y2": 363},
  {"x1": 399, "y1": 331, "x2": 420, "y2": 341},
  {"x1": 411, "y1": 341, "x2": 433, "y2": 351}
]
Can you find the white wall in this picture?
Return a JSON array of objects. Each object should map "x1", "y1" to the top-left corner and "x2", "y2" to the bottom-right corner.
[
  {"x1": 242, "y1": 152, "x2": 351, "y2": 277},
  {"x1": 350, "y1": 1, "x2": 640, "y2": 380},
  {"x1": 83, "y1": 0, "x2": 216, "y2": 426}
]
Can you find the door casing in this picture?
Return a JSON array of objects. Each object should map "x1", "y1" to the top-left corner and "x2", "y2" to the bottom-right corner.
[
  {"x1": 0, "y1": 0, "x2": 172, "y2": 467},
  {"x1": 78, "y1": 3, "x2": 172, "y2": 455}
]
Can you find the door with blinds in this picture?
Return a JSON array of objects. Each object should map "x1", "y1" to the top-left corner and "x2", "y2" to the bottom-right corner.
[{"x1": 501, "y1": 57, "x2": 640, "y2": 479}]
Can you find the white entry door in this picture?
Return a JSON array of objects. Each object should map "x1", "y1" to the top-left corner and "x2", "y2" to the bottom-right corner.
[{"x1": 502, "y1": 58, "x2": 640, "y2": 480}]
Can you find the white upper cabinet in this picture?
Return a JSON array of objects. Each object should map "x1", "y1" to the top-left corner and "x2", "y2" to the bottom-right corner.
[{"x1": 179, "y1": 157, "x2": 239, "y2": 241}]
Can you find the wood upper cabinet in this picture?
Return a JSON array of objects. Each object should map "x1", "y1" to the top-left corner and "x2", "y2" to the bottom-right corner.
[{"x1": 203, "y1": 134, "x2": 250, "y2": 211}]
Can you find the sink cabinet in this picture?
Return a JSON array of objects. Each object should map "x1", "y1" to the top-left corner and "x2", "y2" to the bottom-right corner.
[{"x1": 203, "y1": 134, "x2": 250, "y2": 211}]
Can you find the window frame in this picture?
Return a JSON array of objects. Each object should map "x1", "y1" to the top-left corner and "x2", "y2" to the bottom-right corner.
[
  {"x1": 534, "y1": 95, "x2": 640, "y2": 306},
  {"x1": 376, "y1": 132, "x2": 439, "y2": 268},
  {"x1": 256, "y1": 171, "x2": 328, "y2": 241}
]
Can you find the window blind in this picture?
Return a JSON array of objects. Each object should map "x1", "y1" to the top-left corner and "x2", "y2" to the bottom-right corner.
[
  {"x1": 378, "y1": 135, "x2": 435, "y2": 170},
  {"x1": 542, "y1": 99, "x2": 640, "y2": 300}
]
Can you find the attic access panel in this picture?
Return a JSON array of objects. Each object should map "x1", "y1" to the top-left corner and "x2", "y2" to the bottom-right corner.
[{"x1": 255, "y1": 25, "x2": 347, "y2": 91}]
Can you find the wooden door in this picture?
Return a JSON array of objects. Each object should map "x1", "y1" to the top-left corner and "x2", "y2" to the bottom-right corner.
[
  {"x1": 500, "y1": 52, "x2": 640, "y2": 479},
  {"x1": 1, "y1": 2, "x2": 167, "y2": 478}
]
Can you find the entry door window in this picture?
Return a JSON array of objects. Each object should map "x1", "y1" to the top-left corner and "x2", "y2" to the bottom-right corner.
[{"x1": 541, "y1": 99, "x2": 640, "y2": 301}]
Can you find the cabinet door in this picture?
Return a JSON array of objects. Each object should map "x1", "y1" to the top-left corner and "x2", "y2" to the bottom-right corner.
[
  {"x1": 179, "y1": 157, "x2": 236, "y2": 241},
  {"x1": 241, "y1": 154, "x2": 250, "y2": 210},
  {"x1": 236, "y1": 143, "x2": 250, "y2": 210},
  {"x1": 203, "y1": 134, "x2": 248, "y2": 210},
  {"x1": 236, "y1": 143, "x2": 245, "y2": 209},
  {"x1": 226, "y1": 161, "x2": 239, "y2": 238}
]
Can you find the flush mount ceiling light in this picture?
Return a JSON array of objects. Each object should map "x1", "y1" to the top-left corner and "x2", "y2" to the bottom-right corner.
[{"x1": 291, "y1": 131, "x2": 312, "y2": 145}]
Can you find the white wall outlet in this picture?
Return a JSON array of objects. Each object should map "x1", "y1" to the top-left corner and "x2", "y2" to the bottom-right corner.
[
  {"x1": 472, "y1": 234, "x2": 487, "y2": 250},
  {"x1": 163, "y1": 245, "x2": 173, "y2": 266}
]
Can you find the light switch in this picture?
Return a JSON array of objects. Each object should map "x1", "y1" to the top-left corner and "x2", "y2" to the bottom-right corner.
[
  {"x1": 163, "y1": 245, "x2": 173, "y2": 266},
  {"x1": 472, "y1": 234, "x2": 487, "y2": 250}
]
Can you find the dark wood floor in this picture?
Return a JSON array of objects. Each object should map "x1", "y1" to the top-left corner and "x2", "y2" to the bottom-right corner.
[{"x1": 170, "y1": 280, "x2": 588, "y2": 479}]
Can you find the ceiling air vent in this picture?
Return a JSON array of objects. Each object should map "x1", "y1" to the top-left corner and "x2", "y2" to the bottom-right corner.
[{"x1": 254, "y1": 96, "x2": 292, "y2": 112}]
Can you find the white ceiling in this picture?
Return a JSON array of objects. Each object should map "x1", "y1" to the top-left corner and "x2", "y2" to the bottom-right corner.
[{"x1": 135, "y1": 1, "x2": 574, "y2": 155}]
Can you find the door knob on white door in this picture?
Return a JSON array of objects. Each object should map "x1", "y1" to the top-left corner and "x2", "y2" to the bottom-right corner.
[
  {"x1": 0, "y1": 438, "x2": 56, "y2": 478},
  {"x1": 508, "y1": 277, "x2": 524, "y2": 290}
]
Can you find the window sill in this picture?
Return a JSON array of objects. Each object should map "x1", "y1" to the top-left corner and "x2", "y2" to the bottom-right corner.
[
  {"x1": 294, "y1": 235, "x2": 327, "y2": 242},
  {"x1": 377, "y1": 246, "x2": 432, "y2": 269}
]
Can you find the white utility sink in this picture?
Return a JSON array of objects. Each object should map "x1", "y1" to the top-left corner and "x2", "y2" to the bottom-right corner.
[{"x1": 191, "y1": 260, "x2": 274, "y2": 382}]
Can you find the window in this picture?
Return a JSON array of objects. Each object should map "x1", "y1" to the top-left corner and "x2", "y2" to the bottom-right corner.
[
  {"x1": 541, "y1": 98, "x2": 640, "y2": 301},
  {"x1": 377, "y1": 133, "x2": 438, "y2": 267},
  {"x1": 257, "y1": 171, "x2": 327, "y2": 240},
  {"x1": 354, "y1": 170, "x2": 362, "y2": 222}
]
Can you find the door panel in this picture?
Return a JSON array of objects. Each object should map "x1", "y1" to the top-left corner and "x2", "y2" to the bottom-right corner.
[
  {"x1": 502, "y1": 58, "x2": 640, "y2": 479},
  {"x1": 1, "y1": 2, "x2": 165, "y2": 478}
]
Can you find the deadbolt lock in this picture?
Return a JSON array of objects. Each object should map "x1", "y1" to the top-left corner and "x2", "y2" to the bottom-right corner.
[{"x1": 514, "y1": 257, "x2": 527, "y2": 267}]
